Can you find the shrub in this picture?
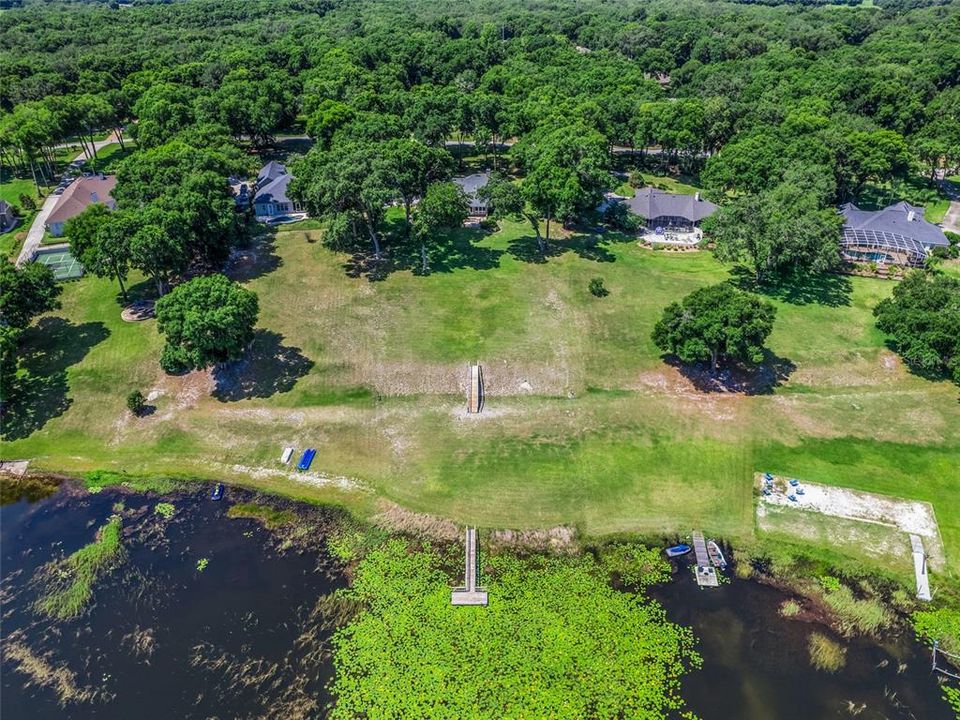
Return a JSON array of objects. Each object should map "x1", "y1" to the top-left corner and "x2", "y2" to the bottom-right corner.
[
  {"x1": 18, "y1": 193, "x2": 36, "y2": 212},
  {"x1": 808, "y1": 632, "x2": 846, "y2": 673},
  {"x1": 588, "y1": 277, "x2": 609, "y2": 297},
  {"x1": 779, "y1": 599, "x2": 801, "y2": 617},
  {"x1": 154, "y1": 502, "x2": 175, "y2": 519},
  {"x1": 126, "y1": 389, "x2": 146, "y2": 416}
]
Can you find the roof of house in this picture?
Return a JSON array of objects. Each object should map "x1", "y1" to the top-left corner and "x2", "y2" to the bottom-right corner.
[
  {"x1": 47, "y1": 175, "x2": 117, "y2": 227},
  {"x1": 840, "y1": 201, "x2": 949, "y2": 248},
  {"x1": 626, "y1": 187, "x2": 717, "y2": 223},
  {"x1": 254, "y1": 173, "x2": 293, "y2": 206},
  {"x1": 257, "y1": 161, "x2": 287, "y2": 186},
  {"x1": 453, "y1": 172, "x2": 490, "y2": 199}
]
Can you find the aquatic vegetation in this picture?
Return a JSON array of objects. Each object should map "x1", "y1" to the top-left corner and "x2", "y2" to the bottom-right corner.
[
  {"x1": 821, "y1": 583, "x2": 893, "y2": 637},
  {"x1": 912, "y1": 607, "x2": 960, "y2": 656},
  {"x1": 329, "y1": 540, "x2": 698, "y2": 719},
  {"x1": 808, "y1": 632, "x2": 846, "y2": 673},
  {"x1": 196, "y1": 558, "x2": 209, "y2": 572},
  {"x1": 35, "y1": 515, "x2": 125, "y2": 620},
  {"x1": 779, "y1": 600, "x2": 801, "y2": 618},
  {"x1": 598, "y1": 542, "x2": 671, "y2": 590},
  {"x1": 154, "y1": 502, "x2": 175, "y2": 519},
  {"x1": 83, "y1": 470, "x2": 183, "y2": 495},
  {"x1": 3, "y1": 632, "x2": 99, "y2": 706},
  {"x1": 226, "y1": 502, "x2": 296, "y2": 529}
]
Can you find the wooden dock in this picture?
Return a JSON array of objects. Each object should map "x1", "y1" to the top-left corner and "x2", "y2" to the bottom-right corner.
[
  {"x1": 910, "y1": 534, "x2": 932, "y2": 601},
  {"x1": 692, "y1": 530, "x2": 718, "y2": 588},
  {"x1": 451, "y1": 527, "x2": 488, "y2": 606},
  {"x1": 467, "y1": 363, "x2": 483, "y2": 413}
]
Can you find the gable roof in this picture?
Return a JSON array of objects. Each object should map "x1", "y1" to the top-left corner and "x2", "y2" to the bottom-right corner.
[
  {"x1": 257, "y1": 161, "x2": 287, "y2": 186},
  {"x1": 626, "y1": 187, "x2": 717, "y2": 223},
  {"x1": 453, "y1": 172, "x2": 490, "y2": 198},
  {"x1": 841, "y1": 201, "x2": 948, "y2": 248},
  {"x1": 47, "y1": 175, "x2": 117, "y2": 227},
  {"x1": 254, "y1": 173, "x2": 293, "y2": 206}
]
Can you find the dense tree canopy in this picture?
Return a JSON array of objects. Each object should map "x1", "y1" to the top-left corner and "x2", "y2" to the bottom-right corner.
[
  {"x1": 874, "y1": 272, "x2": 960, "y2": 385},
  {"x1": 652, "y1": 283, "x2": 777, "y2": 372},
  {"x1": 155, "y1": 274, "x2": 259, "y2": 373}
]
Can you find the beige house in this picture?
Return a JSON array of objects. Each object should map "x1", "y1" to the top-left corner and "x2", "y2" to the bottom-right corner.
[{"x1": 46, "y1": 175, "x2": 118, "y2": 237}]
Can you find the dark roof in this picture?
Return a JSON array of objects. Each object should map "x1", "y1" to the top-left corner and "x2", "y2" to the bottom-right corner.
[
  {"x1": 840, "y1": 202, "x2": 948, "y2": 248},
  {"x1": 257, "y1": 161, "x2": 287, "y2": 186},
  {"x1": 254, "y1": 173, "x2": 293, "y2": 207},
  {"x1": 626, "y1": 187, "x2": 717, "y2": 222},
  {"x1": 453, "y1": 172, "x2": 490, "y2": 198}
]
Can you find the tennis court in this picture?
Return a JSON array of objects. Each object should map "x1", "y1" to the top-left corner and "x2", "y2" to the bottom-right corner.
[{"x1": 33, "y1": 245, "x2": 84, "y2": 281}]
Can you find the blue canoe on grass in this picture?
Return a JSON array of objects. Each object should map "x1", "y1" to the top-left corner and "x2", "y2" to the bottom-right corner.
[
  {"x1": 665, "y1": 544, "x2": 691, "y2": 558},
  {"x1": 297, "y1": 448, "x2": 317, "y2": 472}
]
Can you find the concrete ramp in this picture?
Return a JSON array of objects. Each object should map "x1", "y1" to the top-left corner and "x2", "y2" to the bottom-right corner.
[
  {"x1": 467, "y1": 363, "x2": 483, "y2": 414},
  {"x1": 910, "y1": 534, "x2": 932, "y2": 601}
]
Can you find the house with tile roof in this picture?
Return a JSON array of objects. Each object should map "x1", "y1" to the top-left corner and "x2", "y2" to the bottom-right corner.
[{"x1": 46, "y1": 175, "x2": 117, "y2": 237}]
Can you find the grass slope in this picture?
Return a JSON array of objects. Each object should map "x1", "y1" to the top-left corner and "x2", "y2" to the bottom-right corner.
[{"x1": 3, "y1": 219, "x2": 958, "y2": 577}]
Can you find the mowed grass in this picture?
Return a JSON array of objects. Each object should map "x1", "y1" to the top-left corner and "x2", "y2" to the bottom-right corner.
[{"x1": 3, "y1": 219, "x2": 959, "y2": 577}]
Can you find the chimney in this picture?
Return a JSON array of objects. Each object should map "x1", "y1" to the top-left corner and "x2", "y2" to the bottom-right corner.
[
  {"x1": 90, "y1": 191, "x2": 99, "y2": 203},
  {"x1": 695, "y1": 191, "x2": 701, "y2": 202},
  {"x1": 907, "y1": 209, "x2": 915, "y2": 222}
]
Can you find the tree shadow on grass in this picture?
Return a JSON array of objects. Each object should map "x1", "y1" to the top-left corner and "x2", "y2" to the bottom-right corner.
[
  {"x1": 506, "y1": 231, "x2": 618, "y2": 264},
  {"x1": 226, "y1": 228, "x2": 282, "y2": 282},
  {"x1": 417, "y1": 227, "x2": 503, "y2": 274},
  {"x1": 665, "y1": 349, "x2": 797, "y2": 396},
  {"x1": 212, "y1": 329, "x2": 314, "y2": 401},
  {"x1": 1, "y1": 318, "x2": 110, "y2": 440},
  {"x1": 730, "y1": 266, "x2": 853, "y2": 307}
]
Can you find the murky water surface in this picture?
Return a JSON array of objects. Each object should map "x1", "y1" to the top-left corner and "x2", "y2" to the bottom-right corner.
[{"x1": 1, "y1": 483, "x2": 953, "y2": 719}]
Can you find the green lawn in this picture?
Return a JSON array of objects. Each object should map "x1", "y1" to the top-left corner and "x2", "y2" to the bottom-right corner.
[
  {"x1": 616, "y1": 173, "x2": 703, "y2": 198},
  {"x1": 3, "y1": 219, "x2": 959, "y2": 580}
]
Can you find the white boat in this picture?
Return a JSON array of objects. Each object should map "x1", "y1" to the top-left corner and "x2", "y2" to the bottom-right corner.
[
  {"x1": 280, "y1": 447, "x2": 294, "y2": 464},
  {"x1": 707, "y1": 540, "x2": 727, "y2": 570}
]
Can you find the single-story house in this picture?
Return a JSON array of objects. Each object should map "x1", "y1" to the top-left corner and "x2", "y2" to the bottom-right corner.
[
  {"x1": 840, "y1": 201, "x2": 949, "y2": 267},
  {"x1": 625, "y1": 187, "x2": 717, "y2": 231},
  {"x1": 253, "y1": 161, "x2": 304, "y2": 218},
  {"x1": 46, "y1": 175, "x2": 117, "y2": 237},
  {"x1": 453, "y1": 172, "x2": 491, "y2": 217},
  {"x1": 0, "y1": 199, "x2": 16, "y2": 232}
]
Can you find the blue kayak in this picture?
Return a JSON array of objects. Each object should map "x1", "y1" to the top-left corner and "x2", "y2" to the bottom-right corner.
[
  {"x1": 210, "y1": 483, "x2": 224, "y2": 501},
  {"x1": 297, "y1": 448, "x2": 317, "y2": 471},
  {"x1": 665, "y1": 544, "x2": 691, "y2": 558}
]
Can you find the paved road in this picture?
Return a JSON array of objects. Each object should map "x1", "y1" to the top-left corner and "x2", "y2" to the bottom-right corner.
[{"x1": 15, "y1": 133, "x2": 119, "y2": 266}]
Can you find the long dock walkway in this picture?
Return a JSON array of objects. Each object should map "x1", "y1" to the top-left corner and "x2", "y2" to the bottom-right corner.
[
  {"x1": 452, "y1": 527, "x2": 488, "y2": 605},
  {"x1": 911, "y1": 534, "x2": 932, "y2": 601},
  {"x1": 692, "y1": 530, "x2": 718, "y2": 588}
]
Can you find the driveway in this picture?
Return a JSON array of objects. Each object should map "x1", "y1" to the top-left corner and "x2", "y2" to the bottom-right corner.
[
  {"x1": 15, "y1": 132, "x2": 121, "y2": 266},
  {"x1": 941, "y1": 180, "x2": 960, "y2": 234}
]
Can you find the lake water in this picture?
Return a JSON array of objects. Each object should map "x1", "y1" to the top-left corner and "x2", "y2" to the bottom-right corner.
[
  {"x1": 1, "y1": 482, "x2": 954, "y2": 719},
  {"x1": 1, "y1": 482, "x2": 346, "y2": 719}
]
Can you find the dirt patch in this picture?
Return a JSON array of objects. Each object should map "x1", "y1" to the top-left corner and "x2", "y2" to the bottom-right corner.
[
  {"x1": 755, "y1": 474, "x2": 945, "y2": 569},
  {"x1": 120, "y1": 301, "x2": 155, "y2": 323},
  {"x1": 371, "y1": 500, "x2": 461, "y2": 541},
  {"x1": 632, "y1": 368, "x2": 742, "y2": 422},
  {"x1": 488, "y1": 526, "x2": 578, "y2": 552},
  {"x1": 218, "y1": 463, "x2": 368, "y2": 495}
]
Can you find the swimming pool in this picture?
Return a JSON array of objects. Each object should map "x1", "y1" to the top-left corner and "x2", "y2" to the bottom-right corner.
[{"x1": 845, "y1": 250, "x2": 895, "y2": 264}]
